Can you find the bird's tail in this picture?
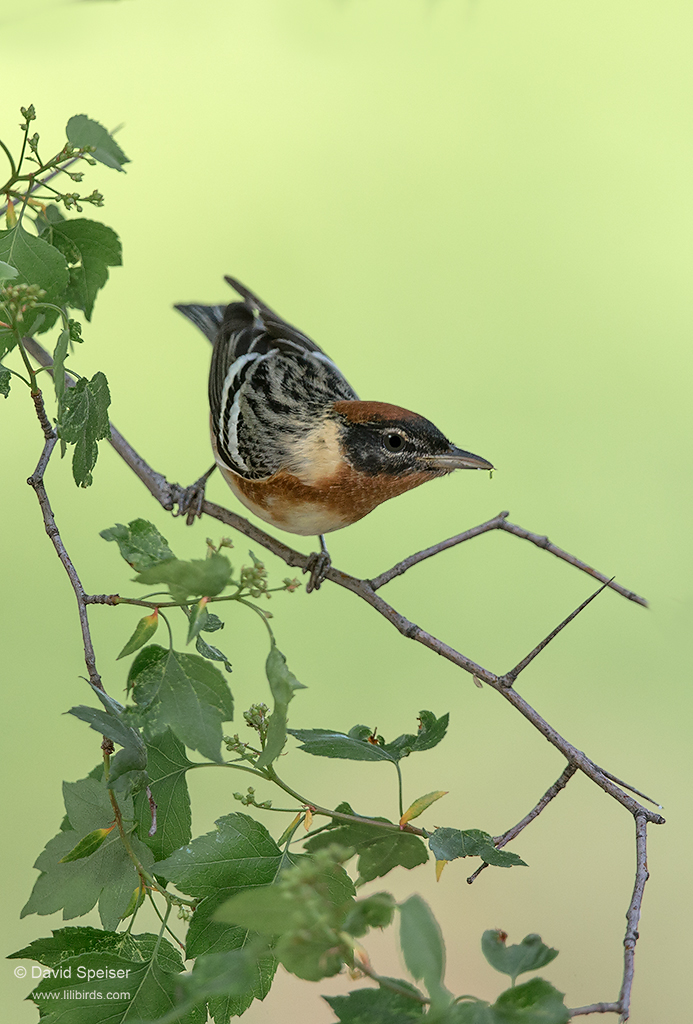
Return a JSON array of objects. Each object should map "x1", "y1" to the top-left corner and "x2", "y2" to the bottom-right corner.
[{"x1": 174, "y1": 303, "x2": 227, "y2": 343}]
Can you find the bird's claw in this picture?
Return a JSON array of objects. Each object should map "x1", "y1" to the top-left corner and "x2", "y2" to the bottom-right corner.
[
  {"x1": 304, "y1": 549, "x2": 331, "y2": 594},
  {"x1": 172, "y1": 466, "x2": 216, "y2": 525}
]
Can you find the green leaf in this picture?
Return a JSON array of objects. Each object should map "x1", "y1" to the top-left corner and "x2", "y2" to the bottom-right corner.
[
  {"x1": 134, "y1": 552, "x2": 232, "y2": 603},
  {"x1": 324, "y1": 983, "x2": 426, "y2": 1022},
  {"x1": 255, "y1": 643, "x2": 306, "y2": 769},
  {"x1": 481, "y1": 932, "x2": 559, "y2": 984},
  {"x1": 156, "y1": 813, "x2": 284, "y2": 1016},
  {"x1": 128, "y1": 645, "x2": 234, "y2": 762},
  {"x1": 0, "y1": 226, "x2": 69, "y2": 352},
  {"x1": 0, "y1": 259, "x2": 19, "y2": 282},
  {"x1": 399, "y1": 895, "x2": 453, "y2": 1010},
  {"x1": 117, "y1": 611, "x2": 159, "y2": 659},
  {"x1": 288, "y1": 711, "x2": 448, "y2": 764},
  {"x1": 50, "y1": 218, "x2": 122, "y2": 320},
  {"x1": 100, "y1": 518, "x2": 175, "y2": 571},
  {"x1": 152, "y1": 944, "x2": 270, "y2": 1024},
  {"x1": 195, "y1": 634, "x2": 233, "y2": 673},
  {"x1": 58, "y1": 370, "x2": 111, "y2": 486},
  {"x1": 133, "y1": 730, "x2": 192, "y2": 861},
  {"x1": 305, "y1": 819, "x2": 428, "y2": 882},
  {"x1": 0, "y1": 366, "x2": 10, "y2": 398},
  {"x1": 492, "y1": 978, "x2": 570, "y2": 1023},
  {"x1": 52, "y1": 326, "x2": 69, "y2": 409},
  {"x1": 8, "y1": 925, "x2": 127, "y2": 967},
  {"x1": 66, "y1": 114, "x2": 130, "y2": 172},
  {"x1": 29, "y1": 946, "x2": 205, "y2": 1024},
  {"x1": 342, "y1": 891, "x2": 396, "y2": 937},
  {"x1": 68, "y1": 684, "x2": 147, "y2": 785},
  {"x1": 428, "y1": 828, "x2": 527, "y2": 869},
  {"x1": 21, "y1": 776, "x2": 154, "y2": 930},
  {"x1": 59, "y1": 825, "x2": 114, "y2": 863}
]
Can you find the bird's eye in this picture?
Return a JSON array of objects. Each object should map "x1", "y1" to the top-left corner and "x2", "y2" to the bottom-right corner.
[{"x1": 383, "y1": 432, "x2": 405, "y2": 452}]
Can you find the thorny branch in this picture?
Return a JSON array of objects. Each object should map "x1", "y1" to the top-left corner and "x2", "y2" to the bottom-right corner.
[{"x1": 21, "y1": 335, "x2": 662, "y2": 1020}]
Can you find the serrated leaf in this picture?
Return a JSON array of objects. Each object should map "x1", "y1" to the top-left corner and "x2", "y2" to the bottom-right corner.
[
  {"x1": 305, "y1": 819, "x2": 428, "y2": 882},
  {"x1": 428, "y1": 828, "x2": 527, "y2": 869},
  {"x1": 383, "y1": 710, "x2": 450, "y2": 760},
  {"x1": 0, "y1": 226, "x2": 69, "y2": 351},
  {"x1": 492, "y1": 978, "x2": 570, "y2": 1023},
  {"x1": 289, "y1": 711, "x2": 448, "y2": 765},
  {"x1": 66, "y1": 114, "x2": 130, "y2": 172},
  {"x1": 0, "y1": 366, "x2": 10, "y2": 397},
  {"x1": 8, "y1": 926, "x2": 183, "y2": 970},
  {"x1": 134, "y1": 553, "x2": 232, "y2": 603},
  {"x1": 59, "y1": 825, "x2": 115, "y2": 862},
  {"x1": 195, "y1": 634, "x2": 233, "y2": 673},
  {"x1": 117, "y1": 611, "x2": 159, "y2": 659},
  {"x1": 481, "y1": 931, "x2": 559, "y2": 984},
  {"x1": 127, "y1": 644, "x2": 234, "y2": 762},
  {"x1": 256, "y1": 643, "x2": 306, "y2": 769},
  {"x1": 324, "y1": 983, "x2": 426, "y2": 1022},
  {"x1": 21, "y1": 777, "x2": 154, "y2": 930},
  {"x1": 399, "y1": 895, "x2": 453, "y2": 1010},
  {"x1": 133, "y1": 730, "x2": 193, "y2": 861},
  {"x1": 49, "y1": 218, "x2": 121, "y2": 319},
  {"x1": 100, "y1": 518, "x2": 175, "y2": 572},
  {"x1": 400, "y1": 790, "x2": 448, "y2": 827},
  {"x1": 68, "y1": 684, "x2": 147, "y2": 785},
  {"x1": 152, "y1": 945, "x2": 269, "y2": 1024},
  {"x1": 58, "y1": 370, "x2": 111, "y2": 486}
]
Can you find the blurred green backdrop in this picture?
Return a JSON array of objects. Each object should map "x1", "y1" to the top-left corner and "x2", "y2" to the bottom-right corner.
[{"x1": 2, "y1": 0, "x2": 691, "y2": 1020}]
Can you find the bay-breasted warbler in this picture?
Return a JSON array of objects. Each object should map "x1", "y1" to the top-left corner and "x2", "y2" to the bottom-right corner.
[{"x1": 176, "y1": 277, "x2": 493, "y2": 590}]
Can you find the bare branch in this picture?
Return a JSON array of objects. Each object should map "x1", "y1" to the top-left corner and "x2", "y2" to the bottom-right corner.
[
  {"x1": 618, "y1": 816, "x2": 649, "y2": 1021},
  {"x1": 369, "y1": 511, "x2": 510, "y2": 589},
  {"x1": 500, "y1": 579, "x2": 613, "y2": 687},
  {"x1": 467, "y1": 762, "x2": 578, "y2": 884},
  {"x1": 498, "y1": 519, "x2": 648, "y2": 608},
  {"x1": 569, "y1": 1004, "x2": 620, "y2": 1017}
]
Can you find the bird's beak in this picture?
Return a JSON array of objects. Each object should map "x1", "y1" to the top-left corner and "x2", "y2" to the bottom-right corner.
[{"x1": 424, "y1": 446, "x2": 494, "y2": 472}]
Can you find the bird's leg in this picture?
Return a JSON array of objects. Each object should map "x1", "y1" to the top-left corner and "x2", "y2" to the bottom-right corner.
[
  {"x1": 304, "y1": 535, "x2": 331, "y2": 593},
  {"x1": 173, "y1": 464, "x2": 217, "y2": 525}
]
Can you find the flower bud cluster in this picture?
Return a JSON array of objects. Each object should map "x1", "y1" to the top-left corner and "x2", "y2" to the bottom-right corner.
[{"x1": 1, "y1": 282, "x2": 46, "y2": 322}]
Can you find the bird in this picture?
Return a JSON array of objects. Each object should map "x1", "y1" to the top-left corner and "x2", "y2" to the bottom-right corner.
[{"x1": 175, "y1": 276, "x2": 493, "y2": 592}]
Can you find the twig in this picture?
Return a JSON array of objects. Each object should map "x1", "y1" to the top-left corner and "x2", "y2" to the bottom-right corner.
[
  {"x1": 569, "y1": 1004, "x2": 620, "y2": 1017},
  {"x1": 467, "y1": 763, "x2": 578, "y2": 884},
  {"x1": 618, "y1": 816, "x2": 649, "y2": 1021},
  {"x1": 497, "y1": 519, "x2": 648, "y2": 608},
  {"x1": 499, "y1": 580, "x2": 613, "y2": 687}
]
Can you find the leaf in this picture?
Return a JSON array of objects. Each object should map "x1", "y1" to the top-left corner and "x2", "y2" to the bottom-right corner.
[
  {"x1": 52, "y1": 326, "x2": 69, "y2": 409},
  {"x1": 134, "y1": 552, "x2": 232, "y2": 603},
  {"x1": 156, "y1": 813, "x2": 284, "y2": 1016},
  {"x1": 152, "y1": 945, "x2": 270, "y2": 1024},
  {"x1": 0, "y1": 366, "x2": 10, "y2": 398},
  {"x1": 305, "y1": 819, "x2": 428, "y2": 883},
  {"x1": 66, "y1": 114, "x2": 130, "y2": 172},
  {"x1": 187, "y1": 597, "x2": 210, "y2": 644},
  {"x1": 342, "y1": 891, "x2": 396, "y2": 937},
  {"x1": 29, "y1": 945, "x2": 205, "y2": 1024},
  {"x1": 0, "y1": 226, "x2": 69, "y2": 351},
  {"x1": 400, "y1": 790, "x2": 448, "y2": 827},
  {"x1": 127, "y1": 644, "x2": 234, "y2": 762},
  {"x1": 59, "y1": 825, "x2": 115, "y2": 862},
  {"x1": 492, "y1": 978, "x2": 570, "y2": 1023},
  {"x1": 0, "y1": 259, "x2": 18, "y2": 282},
  {"x1": 58, "y1": 370, "x2": 111, "y2": 486},
  {"x1": 428, "y1": 828, "x2": 527, "y2": 869},
  {"x1": 324, "y1": 983, "x2": 426, "y2": 1022},
  {"x1": 8, "y1": 925, "x2": 128, "y2": 967},
  {"x1": 289, "y1": 711, "x2": 448, "y2": 765},
  {"x1": 399, "y1": 895, "x2": 453, "y2": 1010},
  {"x1": 68, "y1": 684, "x2": 147, "y2": 785},
  {"x1": 117, "y1": 610, "x2": 159, "y2": 659},
  {"x1": 481, "y1": 932, "x2": 559, "y2": 984},
  {"x1": 100, "y1": 518, "x2": 175, "y2": 571},
  {"x1": 133, "y1": 730, "x2": 193, "y2": 861},
  {"x1": 49, "y1": 218, "x2": 122, "y2": 319},
  {"x1": 195, "y1": 634, "x2": 233, "y2": 673},
  {"x1": 21, "y1": 776, "x2": 154, "y2": 931},
  {"x1": 255, "y1": 643, "x2": 306, "y2": 769}
]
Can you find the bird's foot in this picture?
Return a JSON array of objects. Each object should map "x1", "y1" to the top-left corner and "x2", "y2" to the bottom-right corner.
[
  {"x1": 172, "y1": 465, "x2": 216, "y2": 525},
  {"x1": 304, "y1": 536, "x2": 331, "y2": 593}
]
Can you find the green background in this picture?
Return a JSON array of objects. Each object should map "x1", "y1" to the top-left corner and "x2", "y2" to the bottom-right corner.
[{"x1": 2, "y1": 1, "x2": 690, "y2": 1020}]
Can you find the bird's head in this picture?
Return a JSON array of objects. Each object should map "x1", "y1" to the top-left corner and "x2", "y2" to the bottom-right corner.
[{"x1": 332, "y1": 401, "x2": 493, "y2": 478}]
